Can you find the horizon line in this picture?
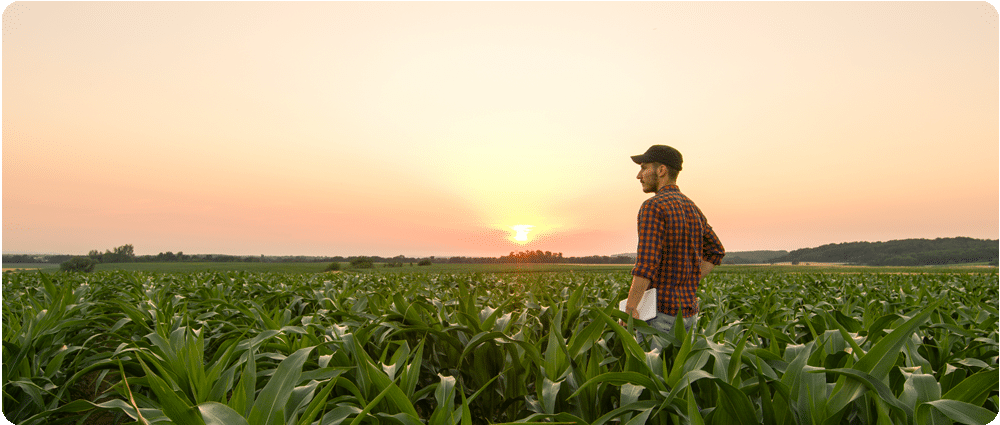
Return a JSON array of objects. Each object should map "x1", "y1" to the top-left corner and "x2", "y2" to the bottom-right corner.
[{"x1": 4, "y1": 235, "x2": 996, "y2": 259}]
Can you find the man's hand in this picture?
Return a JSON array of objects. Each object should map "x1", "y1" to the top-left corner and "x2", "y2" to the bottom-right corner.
[
  {"x1": 619, "y1": 306, "x2": 644, "y2": 327},
  {"x1": 619, "y1": 275, "x2": 651, "y2": 326},
  {"x1": 700, "y1": 260, "x2": 715, "y2": 279}
]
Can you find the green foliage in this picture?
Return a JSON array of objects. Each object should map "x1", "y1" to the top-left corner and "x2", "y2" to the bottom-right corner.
[
  {"x1": 87, "y1": 244, "x2": 136, "y2": 263},
  {"x1": 2, "y1": 270, "x2": 997, "y2": 424},
  {"x1": 772, "y1": 237, "x2": 999, "y2": 266},
  {"x1": 3, "y1": 254, "x2": 42, "y2": 264},
  {"x1": 2, "y1": 254, "x2": 75, "y2": 265},
  {"x1": 721, "y1": 250, "x2": 790, "y2": 265},
  {"x1": 349, "y1": 257, "x2": 373, "y2": 269},
  {"x1": 324, "y1": 262, "x2": 342, "y2": 272},
  {"x1": 59, "y1": 257, "x2": 97, "y2": 272},
  {"x1": 418, "y1": 259, "x2": 433, "y2": 266}
]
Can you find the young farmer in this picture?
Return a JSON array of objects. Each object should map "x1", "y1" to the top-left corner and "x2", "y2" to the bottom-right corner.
[{"x1": 623, "y1": 145, "x2": 726, "y2": 335}]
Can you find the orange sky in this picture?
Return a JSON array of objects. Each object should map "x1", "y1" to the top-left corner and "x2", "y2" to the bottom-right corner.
[{"x1": 3, "y1": 2, "x2": 998, "y2": 257}]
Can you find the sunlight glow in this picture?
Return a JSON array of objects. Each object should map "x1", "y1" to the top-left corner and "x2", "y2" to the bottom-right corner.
[{"x1": 511, "y1": 225, "x2": 534, "y2": 243}]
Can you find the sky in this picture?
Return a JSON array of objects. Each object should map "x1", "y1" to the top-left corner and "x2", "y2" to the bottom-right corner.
[{"x1": 2, "y1": 1, "x2": 998, "y2": 258}]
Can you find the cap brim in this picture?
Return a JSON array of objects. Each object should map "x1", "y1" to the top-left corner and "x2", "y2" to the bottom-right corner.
[{"x1": 630, "y1": 154, "x2": 650, "y2": 164}]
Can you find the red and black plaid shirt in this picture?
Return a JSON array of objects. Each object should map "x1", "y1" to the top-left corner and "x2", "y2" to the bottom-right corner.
[{"x1": 631, "y1": 184, "x2": 725, "y2": 318}]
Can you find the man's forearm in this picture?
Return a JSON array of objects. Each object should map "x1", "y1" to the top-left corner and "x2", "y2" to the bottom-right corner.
[{"x1": 625, "y1": 275, "x2": 651, "y2": 319}]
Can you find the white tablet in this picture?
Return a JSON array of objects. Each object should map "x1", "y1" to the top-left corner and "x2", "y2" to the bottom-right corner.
[{"x1": 618, "y1": 288, "x2": 657, "y2": 321}]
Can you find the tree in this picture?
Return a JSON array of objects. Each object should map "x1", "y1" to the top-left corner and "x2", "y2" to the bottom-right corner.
[
  {"x1": 60, "y1": 257, "x2": 97, "y2": 273},
  {"x1": 88, "y1": 250, "x2": 103, "y2": 262},
  {"x1": 350, "y1": 257, "x2": 373, "y2": 269},
  {"x1": 114, "y1": 244, "x2": 135, "y2": 258},
  {"x1": 2, "y1": 254, "x2": 35, "y2": 263},
  {"x1": 98, "y1": 244, "x2": 136, "y2": 263}
]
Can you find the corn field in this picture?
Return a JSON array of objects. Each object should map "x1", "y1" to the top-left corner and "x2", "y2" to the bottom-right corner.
[{"x1": 2, "y1": 269, "x2": 997, "y2": 424}]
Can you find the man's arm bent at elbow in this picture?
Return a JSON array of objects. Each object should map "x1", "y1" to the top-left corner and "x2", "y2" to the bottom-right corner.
[
  {"x1": 701, "y1": 225, "x2": 724, "y2": 279},
  {"x1": 624, "y1": 275, "x2": 651, "y2": 320},
  {"x1": 700, "y1": 261, "x2": 714, "y2": 279}
]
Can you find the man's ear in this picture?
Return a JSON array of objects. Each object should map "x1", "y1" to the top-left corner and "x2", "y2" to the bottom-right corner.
[{"x1": 657, "y1": 163, "x2": 669, "y2": 177}]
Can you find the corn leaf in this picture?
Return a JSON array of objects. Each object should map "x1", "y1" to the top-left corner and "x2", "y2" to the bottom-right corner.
[
  {"x1": 899, "y1": 371, "x2": 941, "y2": 411},
  {"x1": 666, "y1": 315, "x2": 695, "y2": 388},
  {"x1": 199, "y1": 401, "x2": 250, "y2": 425},
  {"x1": 429, "y1": 374, "x2": 457, "y2": 424},
  {"x1": 136, "y1": 355, "x2": 206, "y2": 425},
  {"x1": 820, "y1": 368, "x2": 912, "y2": 420},
  {"x1": 942, "y1": 370, "x2": 998, "y2": 406},
  {"x1": 712, "y1": 378, "x2": 758, "y2": 425},
  {"x1": 229, "y1": 343, "x2": 258, "y2": 417},
  {"x1": 349, "y1": 335, "x2": 420, "y2": 417},
  {"x1": 248, "y1": 346, "x2": 314, "y2": 425},
  {"x1": 825, "y1": 299, "x2": 943, "y2": 414},
  {"x1": 590, "y1": 400, "x2": 664, "y2": 425},
  {"x1": 728, "y1": 332, "x2": 748, "y2": 386},
  {"x1": 917, "y1": 399, "x2": 998, "y2": 425},
  {"x1": 686, "y1": 385, "x2": 705, "y2": 425},
  {"x1": 296, "y1": 374, "x2": 341, "y2": 425},
  {"x1": 569, "y1": 371, "x2": 661, "y2": 398}
]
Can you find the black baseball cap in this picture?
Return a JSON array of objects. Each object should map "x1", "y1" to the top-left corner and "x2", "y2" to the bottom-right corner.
[{"x1": 631, "y1": 145, "x2": 683, "y2": 171}]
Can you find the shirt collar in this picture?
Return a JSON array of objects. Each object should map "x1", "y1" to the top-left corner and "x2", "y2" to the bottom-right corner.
[{"x1": 657, "y1": 184, "x2": 679, "y2": 194}]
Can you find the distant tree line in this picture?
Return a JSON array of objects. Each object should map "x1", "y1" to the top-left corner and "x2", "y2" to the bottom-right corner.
[
  {"x1": 11, "y1": 238, "x2": 994, "y2": 269},
  {"x1": 87, "y1": 244, "x2": 136, "y2": 263},
  {"x1": 3, "y1": 254, "x2": 76, "y2": 264},
  {"x1": 5, "y1": 246, "x2": 635, "y2": 267},
  {"x1": 721, "y1": 250, "x2": 790, "y2": 265},
  {"x1": 769, "y1": 237, "x2": 999, "y2": 266},
  {"x1": 3, "y1": 246, "x2": 454, "y2": 266},
  {"x1": 445, "y1": 250, "x2": 634, "y2": 264},
  {"x1": 722, "y1": 251, "x2": 788, "y2": 264}
]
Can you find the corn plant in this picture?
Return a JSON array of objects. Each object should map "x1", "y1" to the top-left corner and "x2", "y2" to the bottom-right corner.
[{"x1": 3, "y1": 269, "x2": 997, "y2": 424}]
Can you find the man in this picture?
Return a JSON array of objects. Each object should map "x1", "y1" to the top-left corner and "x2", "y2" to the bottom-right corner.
[{"x1": 623, "y1": 145, "x2": 725, "y2": 334}]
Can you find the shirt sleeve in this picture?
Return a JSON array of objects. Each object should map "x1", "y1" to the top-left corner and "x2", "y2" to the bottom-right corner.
[
  {"x1": 701, "y1": 222, "x2": 725, "y2": 265},
  {"x1": 631, "y1": 199, "x2": 664, "y2": 280}
]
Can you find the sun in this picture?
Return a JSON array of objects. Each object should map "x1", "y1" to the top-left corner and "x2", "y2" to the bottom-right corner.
[{"x1": 510, "y1": 225, "x2": 535, "y2": 244}]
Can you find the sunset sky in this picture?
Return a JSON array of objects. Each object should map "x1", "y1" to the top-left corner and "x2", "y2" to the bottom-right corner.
[{"x1": 3, "y1": 2, "x2": 998, "y2": 258}]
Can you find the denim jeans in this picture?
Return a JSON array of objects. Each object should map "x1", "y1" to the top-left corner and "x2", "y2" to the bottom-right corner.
[
  {"x1": 637, "y1": 312, "x2": 698, "y2": 343},
  {"x1": 648, "y1": 311, "x2": 698, "y2": 333}
]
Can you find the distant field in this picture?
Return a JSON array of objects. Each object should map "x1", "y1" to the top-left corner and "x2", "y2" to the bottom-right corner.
[
  {"x1": 715, "y1": 263, "x2": 999, "y2": 274},
  {"x1": 1, "y1": 263, "x2": 58, "y2": 271},
  {"x1": 4, "y1": 261, "x2": 996, "y2": 274}
]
